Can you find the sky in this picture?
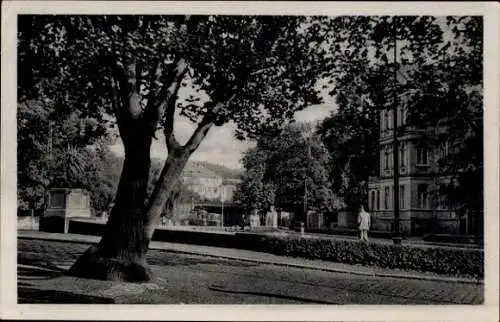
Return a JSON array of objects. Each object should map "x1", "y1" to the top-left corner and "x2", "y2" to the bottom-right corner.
[{"x1": 110, "y1": 97, "x2": 337, "y2": 170}]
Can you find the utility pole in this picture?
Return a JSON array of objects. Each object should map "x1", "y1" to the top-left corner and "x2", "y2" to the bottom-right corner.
[
  {"x1": 220, "y1": 179, "x2": 224, "y2": 228},
  {"x1": 392, "y1": 17, "x2": 402, "y2": 245},
  {"x1": 303, "y1": 135, "x2": 311, "y2": 222},
  {"x1": 303, "y1": 178, "x2": 308, "y2": 214},
  {"x1": 49, "y1": 120, "x2": 53, "y2": 165}
]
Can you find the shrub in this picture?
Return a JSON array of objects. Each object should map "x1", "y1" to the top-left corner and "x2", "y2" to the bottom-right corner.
[
  {"x1": 254, "y1": 234, "x2": 483, "y2": 278},
  {"x1": 66, "y1": 220, "x2": 483, "y2": 278}
]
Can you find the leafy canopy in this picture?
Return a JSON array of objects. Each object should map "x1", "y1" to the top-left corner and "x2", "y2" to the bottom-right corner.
[
  {"x1": 234, "y1": 123, "x2": 333, "y2": 215},
  {"x1": 19, "y1": 15, "x2": 336, "y2": 141},
  {"x1": 317, "y1": 16, "x2": 482, "y2": 212}
]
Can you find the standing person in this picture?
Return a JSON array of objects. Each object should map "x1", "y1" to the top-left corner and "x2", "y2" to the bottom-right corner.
[
  {"x1": 240, "y1": 214, "x2": 246, "y2": 231},
  {"x1": 358, "y1": 205, "x2": 371, "y2": 242}
]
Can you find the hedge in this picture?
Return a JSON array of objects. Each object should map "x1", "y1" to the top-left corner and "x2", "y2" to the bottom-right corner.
[
  {"x1": 64, "y1": 219, "x2": 483, "y2": 278},
  {"x1": 245, "y1": 234, "x2": 483, "y2": 278},
  {"x1": 152, "y1": 229, "x2": 235, "y2": 248}
]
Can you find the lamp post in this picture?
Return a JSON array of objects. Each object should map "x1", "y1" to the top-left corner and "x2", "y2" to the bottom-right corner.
[{"x1": 392, "y1": 18, "x2": 402, "y2": 245}]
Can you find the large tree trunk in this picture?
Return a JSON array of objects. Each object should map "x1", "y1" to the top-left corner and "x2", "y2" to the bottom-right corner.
[
  {"x1": 68, "y1": 126, "x2": 155, "y2": 282},
  {"x1": 68, "y1": 127, "x2": 210, "y2": 282},
  {"x1": 68, "y1": 51, "x2": 217, "y2": 281}
]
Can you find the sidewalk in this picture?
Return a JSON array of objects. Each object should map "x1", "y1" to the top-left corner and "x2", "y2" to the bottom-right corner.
[
  {"x1": 18, "y1": 230, "x2": 483, "y2": 285},
  {"x1": 298, "y1": 232, "x2": 482, "y2": 250}
]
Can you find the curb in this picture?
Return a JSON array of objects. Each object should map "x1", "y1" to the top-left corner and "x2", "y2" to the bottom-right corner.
[{"x1": 18, "y1": 234, "x2": 483, "y2": 285}]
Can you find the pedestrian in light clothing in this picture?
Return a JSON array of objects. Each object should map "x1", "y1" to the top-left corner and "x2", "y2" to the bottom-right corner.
[{"x1": 358, "y1": 205, "x2": 371, "y2": 242}]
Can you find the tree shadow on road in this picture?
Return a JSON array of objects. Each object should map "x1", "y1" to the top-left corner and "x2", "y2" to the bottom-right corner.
[
  {"x1": 18, "y1": 282, "x2": 114, "y2": 304},
  {"x1": 17, "y1": 259, "x2": 115, "y2": 304},
  {"x1": 18, "y1": 256, "x2": 67, "y2": 281},
  {"x1": 208, "y1": 284, "x2": 337, "y2": 304}
]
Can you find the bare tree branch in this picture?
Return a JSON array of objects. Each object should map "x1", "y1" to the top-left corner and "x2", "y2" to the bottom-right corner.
[
  {"x1": 162, "y1": 61, "x2": 188, "y2": 150},
  {"x1": 143, "y1": 58, "x2": 188, "y2": 147},
  {"x1": 183, "y1": 93, "x2": 237, "y2": 154},
  {"x1": 140, "y1": 15, "x2": 200, "y2": 142}
]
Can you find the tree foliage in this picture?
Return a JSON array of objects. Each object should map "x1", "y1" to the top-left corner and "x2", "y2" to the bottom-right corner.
[
  {"x1": 407, "y1": 16, "x2": 483, "y2": 215},
  {"x1": 317, "y1": 88, "x2": 380, "y2": 209},
  {"x1": 232, "y1": 148, "x2": 276, "y2": 216},
  {"x1": 234, "y1": 124, "x2": 333, "y2": 217},
  {"x1": 18, "y1": 15, "x2": 328, "y2": 142},
  {"x1": 18, "y1": 13, "x2": 483, "y2": 280},
  {"x1": 17, "y1": 98, "x2": 114, "y2": 211},
  {"x1": 317, "y1": 16, "x2": 483, "y2": 214}
]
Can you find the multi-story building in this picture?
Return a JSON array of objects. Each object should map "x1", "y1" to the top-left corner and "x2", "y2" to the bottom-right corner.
[
  {"x1": 367, "y1": 69, "x2": 478, "y2": 236},
  {"x1": 182, "y1": 174, "x2": 240, "y2": 202},
  {"x1": 167, "y1": 166, "x2": 242, "y2": 226}
]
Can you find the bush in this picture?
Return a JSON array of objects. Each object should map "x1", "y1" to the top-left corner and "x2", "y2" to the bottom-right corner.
[
  {"x1": 251, "y1": 234, "x2": 483, "y2": 278},
  {"x1": 65, "y1": 220, "x2": 483, "y2": 277},
  {"x1": 152, "y1": 228, "x2": 236, "y2": 248}
]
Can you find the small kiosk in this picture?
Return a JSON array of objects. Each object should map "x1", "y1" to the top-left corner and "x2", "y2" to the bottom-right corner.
[{"x1": 40, "y1": 188, "x2": 92, "y2": 233}]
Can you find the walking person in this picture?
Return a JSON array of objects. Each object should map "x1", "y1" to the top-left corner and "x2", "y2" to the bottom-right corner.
[{"x1": 358, "y1": 205, "x2": 371, "y2": 242}]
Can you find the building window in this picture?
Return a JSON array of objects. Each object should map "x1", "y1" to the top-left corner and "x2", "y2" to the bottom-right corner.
[
  {"x1": 381, "y1": 112, "x2": 385, "y2": 131},
  {"x1": 384, "y1": 149, "x2": 389, "y2": 170},
  {"x1": 388, "y1": 148, "x2": 393, "y2": 170},
  {"x1": 438, "y1": 184, "x2": 450, "y2": 209},
  {"x1": 400, "y1": 184, "x2": 405, "y2": 209},
  {"x1": 417, "y1": 146, "x2": 428, "y2": 165},
  {"x1": 441, "y1": 141, "x2": 450, "y2": 165},
  {"x1": 376, "y1": 190, "x2": 380, "y2": 210},
  {"x1": 371, "y1": 191, "x2": 376, "y2": 211},
  {"x1": 387, "y1": 110, "x2": 392, "y2": 129},
  {"x1": 390, "y1": 185, "x2": 394, "y2": 210},
  {"x1": 399, "y1": 143, "x2": 406, "y2": 169},
  {"x1": 384, "y1": 111, "x2": 389, "y2": 130},
  {"x1": 384, "y1": 186, "x2": 390, "y2": 210},
  {"x1": 49, "y1": 191, "x2": 65, "y2": 209},
  {"x1": 418, "y1": 184, "x2": 428, "y2": 209}
]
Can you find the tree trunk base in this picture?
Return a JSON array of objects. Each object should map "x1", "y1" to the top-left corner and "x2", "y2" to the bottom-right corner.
[{"x1": 67, "y1": 246, "x2": 152, "y2": 283}]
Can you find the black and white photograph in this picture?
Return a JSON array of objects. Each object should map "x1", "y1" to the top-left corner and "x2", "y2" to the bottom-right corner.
[{"x1": 1, "y1": 1, "x2": 499, "y2": 321}]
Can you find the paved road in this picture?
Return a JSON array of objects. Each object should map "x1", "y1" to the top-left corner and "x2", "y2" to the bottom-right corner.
[{"x1": 18, "y1": 239, "x2": 483, "y2": 304}]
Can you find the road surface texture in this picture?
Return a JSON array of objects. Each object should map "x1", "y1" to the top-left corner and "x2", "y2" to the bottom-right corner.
[{"x1": 18, "y1": 239, "x2": 483, "y2": 304}]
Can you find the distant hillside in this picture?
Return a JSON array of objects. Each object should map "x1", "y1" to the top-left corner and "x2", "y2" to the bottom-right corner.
[
  {"x1": 150, "y1": 158, "x2": 243, "y2": 180},
  {"x1": 189, "y1": 161, "x2": 243, "y2": 179}
]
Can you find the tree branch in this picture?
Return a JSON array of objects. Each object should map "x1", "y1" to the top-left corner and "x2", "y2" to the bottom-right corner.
[
  {"x1": 183, "y1": 93, "x2": 237, "y2": 154},
  {"x1": 162, "y1": 62, "x2": 188, "y2": 150},
  {"x1": 141, "y1": 15, "x2": 199, "y2": 142},
  {"x1": 101, "y1": 16, "x2": 131, "y2": 120},
  {"x1": 143, "y1": 58, "x2": 188, "y2": 148}
]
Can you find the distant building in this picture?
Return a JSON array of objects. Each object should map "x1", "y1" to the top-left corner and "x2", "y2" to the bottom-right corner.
[
  {"x1": 367, "y1": 67, "x2": 480, "y2": 236},
  {"x1": 184, "y1": 175, "x2": 224, "y2": 201},
  {"x1": 168, "y1": 165, "x2": 242, "y2": 226},
  {"x1": 182, "y1": 175, "x2": 240, "y2": 202},
  {"x1": 40, "y1": 188, "x2": 92, "y2": 233}
]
